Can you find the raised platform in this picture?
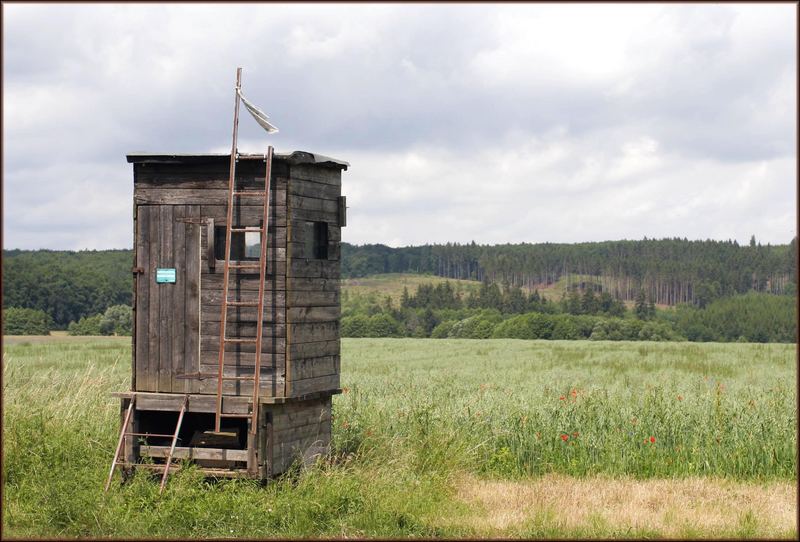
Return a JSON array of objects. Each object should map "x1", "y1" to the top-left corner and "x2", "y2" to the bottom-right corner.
[{"x1": 111, "y1": 389, "x2": 342, "y2": 414}]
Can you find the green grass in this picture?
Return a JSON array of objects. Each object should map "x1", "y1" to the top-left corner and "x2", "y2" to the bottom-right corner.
[{"x1": 2, "y1": 337, "x2": 796, "y2": 538}]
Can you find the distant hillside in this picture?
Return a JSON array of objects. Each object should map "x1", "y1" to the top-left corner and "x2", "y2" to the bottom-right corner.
[
  {"x1": 4, "y1": 236, "x2": 796, "y2": 327},
  {"x1": 343, "y1": 273, "x2": 481, "y2": 305},
  {"x1": 342, "y1": 237, "x2": 797, "y2": 306},
  {"x1": 2, "y1": 249, "x2": 132, "y2": 328}
]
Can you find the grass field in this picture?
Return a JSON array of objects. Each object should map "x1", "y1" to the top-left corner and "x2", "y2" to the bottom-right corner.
[
  {"x1": 2, "y1": 337, "x2": 797, "y2": 538},
  {"x1": 342, "y1": 273, "x2": 482, "y2": 303}
]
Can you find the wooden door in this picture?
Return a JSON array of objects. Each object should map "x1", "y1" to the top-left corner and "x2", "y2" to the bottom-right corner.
[{"x1": 134, "y1": 205, "x2": 201, "y2": 392}]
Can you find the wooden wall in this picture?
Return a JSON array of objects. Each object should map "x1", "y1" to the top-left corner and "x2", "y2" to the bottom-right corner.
[
  {"x1": 267, "y1": 397, "x2": 332, "y2": 475},
  {"x1": 133, "y1": 158, "x2": 289, "y2": 397},
  {"x1": 132, "y1": 155, "x2": 345, "y2": 400},
  {"x1": 285, "y1": 163, "x2": 343, "y2": 397}
]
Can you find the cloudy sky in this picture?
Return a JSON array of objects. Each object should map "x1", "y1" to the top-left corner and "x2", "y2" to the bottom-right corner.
[{"x1": 3, "y1": 3, "x2": 796, "y2": 250}]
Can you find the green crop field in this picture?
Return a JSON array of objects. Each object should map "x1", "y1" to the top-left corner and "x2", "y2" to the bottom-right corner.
[{"x1": 2, "y1": 337, "x2": 797, "y2": 538}]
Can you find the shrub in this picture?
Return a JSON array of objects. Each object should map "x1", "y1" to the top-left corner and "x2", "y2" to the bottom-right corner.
[
  {"x1": 492, "y1": 312, "x2": 554, "y2": 340},
  {"x1": 450, "y1": 310, "x2": 502, "y2": 339},
  {"x1": 430, "y1": 321, "x2": 455, "y2": 339},
  {"x1": 2, "y1": 307, "x2": 52, "y2": 335},
  {"x1": 638, "y1": 321, "x2": 682, "y2": 341},
  {"x1": 367, "y1": 313, "x2": 403, "y2": 338},
  {"x1": 342, "y1": 314, "x2": 370, "y2": 338},
  {"x1": 550, "y1": 315, "x2": 580, "y2": 340},
  {"x1": 67, "y1": 314, "x2": 104, "y2": 336},
  {"x1": 100, "y1": 305, "x2": 132, "y2": 336}
]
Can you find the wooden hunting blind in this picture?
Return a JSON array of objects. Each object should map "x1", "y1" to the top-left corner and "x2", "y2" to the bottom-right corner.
[{"x1": 108, "y1": 150, "x2": 348, "y2": 485}]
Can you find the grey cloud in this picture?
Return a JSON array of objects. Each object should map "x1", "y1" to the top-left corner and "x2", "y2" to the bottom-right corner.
[{"x1": 2, "y1": 3, "x2": 796, "y2": 250}]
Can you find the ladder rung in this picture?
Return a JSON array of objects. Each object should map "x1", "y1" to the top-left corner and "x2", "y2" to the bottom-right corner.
[
  {"x1": 233, "y1": 191, "x2": 266, "y2": 197},
  {"x1": 220, "y1": 413, "x2": 252, "y2": 418},
  {"x1": 230, "y1": 227, "x2": 263, "y2": 233},
  {"x1": 224, "y1": 338, "x2": 258, "y2": 343},
  {"x1": 227, "y1": 301, "x2": 259, "y2": 307},
  {"x1": 228, "y1": 263, "x2": 262, "y2": 269}
]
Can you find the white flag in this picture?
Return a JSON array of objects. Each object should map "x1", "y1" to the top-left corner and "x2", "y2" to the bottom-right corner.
[{"x1": 237, "y1": 90, "x2": 279, "y2": 134}]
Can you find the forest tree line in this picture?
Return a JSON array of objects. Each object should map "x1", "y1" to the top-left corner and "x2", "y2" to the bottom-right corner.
[
  {"x1": 342, "y1": 282, "x2": 796, "y2": 343},
  {"x1": 2, "y1": 237, "x2": 797, "y2": 336},
  {"x1": 342, "y1": 237, "x2": 797, "y2": 306}
]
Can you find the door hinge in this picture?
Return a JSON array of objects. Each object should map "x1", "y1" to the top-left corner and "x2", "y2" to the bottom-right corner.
[{"x1": 132, "y1": 266, "x2": 145, "y2": 275}]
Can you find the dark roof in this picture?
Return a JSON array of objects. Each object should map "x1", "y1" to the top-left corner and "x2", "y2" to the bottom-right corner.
[{"x1": 126, "y1": 150, "x2": 348, "y2": 170}]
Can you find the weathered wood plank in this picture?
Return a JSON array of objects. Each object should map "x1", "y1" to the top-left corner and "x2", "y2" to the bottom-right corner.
[
  {"x1": 201, "y1": 304, "x2": 286, "y2": 323},
  {"x1": 290, "y1": 322, "x2": 339, "y2": 343},
  {"x1": 193, "y1": 378, "x2": 286, "y2": 397},
  {"x1": 201, "y1": 204, "x2": 286, "y2": 227},
  {"x1": 288, "y1": 178, "x2": 340, "y2": 201},
  {"x1": 157, "y1": 205, "x2": 173, "y2": 393},
  {"x1": 290, "y1": 164, "x2": 342, "y2": 186},
  {"x1": 134, "y1": 393, "x2": 251, "y2": 414},
  {"x1": 274, "y1": 420, "x2": 332, "y2": 442},
  {"x1": 201, "y1": 272, "x2": 286, "y2": 291},
  {"x1": 171, "y1": 205, "x2": 187, "y2": 393},
  {"x1": 201, "y1": 261, "x2": 287, "y2": 277},
  {"x1": 272, "y1": 402, "x2": 331, "y2": 428},
  {"x1": 202, "y1": 321, "x2": 286, "y2": 340},
  {"x1": 289, "y1": 356, "x2": 339, "y2": 381},
  {"x1": 185, "y1": 206, "x2": 202, "y2": 393},
  {"x1": 201, "y1": 288, "x2": 286, "y2": 307},
  {"x1": 290, "y1": 195, "x2": 339, "y2": 214},
  {"x1": 287, "y1": 306, "x2": 340, "y2": 323},
  {"x1": 136, "y1": 176, "x2": 289, "y2": 191},
  {"x1": 287, "y1": 291, "x2": 339, "y2": 307},
  {"x1": 134, "y1": 188, "x2": 287, "y2": 207},
  {"x1": 135, "y1": 206, "x2": 151, "y2": 392},
  {"x1": 289, "y1": 207, "x2": 338, "y2": 223},
  {"x1": 201, "y1": 336, "x2": 287, "y2": 353},
  {"x1": 141, "y1": 446, "x2": 248, "y2": 462},
  {"x1": 286, "y1": 277, "x2": 339, "y2": 292},
  {"x1": 290, "y1": 374, "x2": 340, "y2": 396},
  {"x1": 200, "y1": 350, "x2": 286, "y2": 367},
  {"x1": 135, "y1": 160, "x2": 289, "y2": 184},
  {"x1": 290, "y1": 340, "x2": 339, "y2": 359},
  {"x1": 145, "y1": 206, "x2": 160, "y2": 392},
  {"x1": 289, "y1": 260, "x2": 340, "y2": 279}
]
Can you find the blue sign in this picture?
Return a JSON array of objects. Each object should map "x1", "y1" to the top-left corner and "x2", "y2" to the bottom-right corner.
[{"x1": 156, "y1": 268, "x2": 177, "y2": 283}]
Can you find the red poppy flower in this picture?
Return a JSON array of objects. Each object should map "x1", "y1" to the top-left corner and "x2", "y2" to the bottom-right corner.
[
  {"x1": 559, "y1": 396, "x2": 565, "y2": 401},
  {"x1": 650, "y1": 436, "x2": 656, "y2": 444},
  {"x1": 561, "y1": 434, "x2": 569, "y2": 441}
]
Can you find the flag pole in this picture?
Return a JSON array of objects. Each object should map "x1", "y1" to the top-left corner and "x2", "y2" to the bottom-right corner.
[{"x1": 215, "y1": 67, "x2": 243, "y2": 433}]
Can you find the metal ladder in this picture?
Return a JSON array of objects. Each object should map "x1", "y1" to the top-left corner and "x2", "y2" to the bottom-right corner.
[
  {"x1": 212, "y1": 67, "x2": 273, "y2": 435},
  {"x1": 213, "y1": 141, "x2": 273, "y2": 434},
  {"x1": 105, "y1": 395, "x2": 189, "y2": 494}
]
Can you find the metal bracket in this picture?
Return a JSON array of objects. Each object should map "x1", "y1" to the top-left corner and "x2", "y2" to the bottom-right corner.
[{"x1": 131, "y1": 266, "x2": 145, "y2": 275}]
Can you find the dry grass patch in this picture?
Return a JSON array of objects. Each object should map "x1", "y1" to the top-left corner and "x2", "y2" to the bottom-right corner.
[{"x1": 458, "y1": 474, "x2": 797, "y2": 538}]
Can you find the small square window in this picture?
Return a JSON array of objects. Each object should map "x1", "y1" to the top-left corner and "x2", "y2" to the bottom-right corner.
[
  {"x1": 304, "y1": 221, "x2": 328, "y2": 259},
  {"x1": 215, "y1": 226, "x2": 262, "y2": 261}
]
